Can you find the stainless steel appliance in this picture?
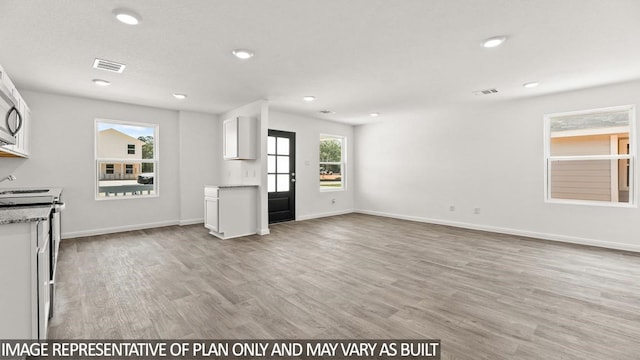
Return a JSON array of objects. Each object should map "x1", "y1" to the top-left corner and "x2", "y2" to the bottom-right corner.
[
  {"x1": 0, "y1": 82, "x2": 22, "y2": 146},
  {"x1": 0, "y1": 188, "x2": 64, "y2": 319}
]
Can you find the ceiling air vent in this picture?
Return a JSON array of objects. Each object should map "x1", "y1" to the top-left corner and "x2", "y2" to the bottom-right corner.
[
  {"x1": 93, "y1": 58, "x2": 126, "y2": 73},
  {"x1": 472, "y1": 88, "x2": 499, "y2": 96}
]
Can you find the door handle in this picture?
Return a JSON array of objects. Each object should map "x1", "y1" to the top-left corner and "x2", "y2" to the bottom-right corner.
[{"x1": 291, "y1": 179, "x2": 296, "y2": 182}]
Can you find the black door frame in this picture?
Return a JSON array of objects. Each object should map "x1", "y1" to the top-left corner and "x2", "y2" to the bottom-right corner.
[{"x1": 267, "y1": 129, "x2": 296, "y2": 223}]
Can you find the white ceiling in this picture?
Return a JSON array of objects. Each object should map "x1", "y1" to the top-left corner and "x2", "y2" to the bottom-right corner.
[{"x1": 1, "y1": 0, "x2": 639, "y2": 125}]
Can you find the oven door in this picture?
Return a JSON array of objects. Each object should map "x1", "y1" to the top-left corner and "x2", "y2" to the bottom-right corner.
[{"x1": 49, "y1": 202, "x2": 64, "y2": 318}]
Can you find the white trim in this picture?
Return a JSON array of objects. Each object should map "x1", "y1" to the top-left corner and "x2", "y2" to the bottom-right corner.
[
  {"x1": 354, "y1": 209, "x2": 640, "y2": 253},
  {"x1": 208, "y1": 231, "x2": 258, "y2": 240},
  {"x1": 319, "y1": 188, "x2": 345, "y2": 193},
  {"x1": 549, "y1": 154, "x2": 631, "y2": 161},
  {"x1": 61, "y1": 220, "x2": 178, "y2": 239},
  {"x1": 544, "y1": 198, "x2": 636, "y2": 208},
  {"x1": 179, "y1": 218, "x2": 203, "y2": 226},
  {"x1": 297, "y1": 209, "x2": 354, "y2": 221},
  {"x1": 610, "y1": 135, "x2": 619, "y2": 202},
  {"x1": 257, "y1": 228, "x2": 270, "y2": 235}
]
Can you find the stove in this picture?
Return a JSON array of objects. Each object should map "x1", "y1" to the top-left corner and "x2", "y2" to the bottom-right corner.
[
  {"x1": 0, "y1": 187, "x2": 64, "y2": 321},
  {"x1": 0, "y1": 195, "x2": 57, "y2": 207}
]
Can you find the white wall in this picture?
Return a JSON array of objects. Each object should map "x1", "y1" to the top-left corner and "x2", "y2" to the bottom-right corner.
[
  {"x1": 0, "y1": 90, "x2": 182, "y2": 238},
  {"x1": 354, "y1": 80, "x2": 640, "y2": 252},
  {"x1": 218, "y1": 100, "x2": 269, "y2": 234},
  {"x1": 178, "y1": 111, "x2": 219, "y2": 225},
  {"x1": 269, "y1": 110, "x2": 355, "y2": 220}
]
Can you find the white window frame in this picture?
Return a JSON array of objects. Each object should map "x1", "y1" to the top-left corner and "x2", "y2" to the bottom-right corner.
[
  {"x1": 543, "y1": 105, "x2": 636, "y2": 207},
  {"x1": 319, "y1": 134, "x2": 346, "y2": 192},
  {"x1": 94, "y1": 118, "x2": 160, "y2": 200}
]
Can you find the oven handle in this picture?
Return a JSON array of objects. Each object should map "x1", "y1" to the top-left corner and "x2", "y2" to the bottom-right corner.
[{"x1": 53, "y1": 202, "x2": 66, "y2": 212}]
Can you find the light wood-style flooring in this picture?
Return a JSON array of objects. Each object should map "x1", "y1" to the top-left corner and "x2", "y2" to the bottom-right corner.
[{"x1": 49, "y1": 213, "x2": 640, "y2": 359}]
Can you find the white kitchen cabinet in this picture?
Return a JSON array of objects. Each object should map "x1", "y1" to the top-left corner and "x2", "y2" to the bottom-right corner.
[
  {"x1": 205, "y1": 197, "x2": 219, "y2": 232},
  {"x1": 0, "y1": 219, "x2": 50, "y2": 339},
  {"x1": 223, "y1": 116, "x2": 256, "y2": 160},
  {"x1": 204, "y1": 185, "x2": 257, "y2": 239},
  {"x1": 0, "y1": 63, "x2": 31, "y2": 158}
]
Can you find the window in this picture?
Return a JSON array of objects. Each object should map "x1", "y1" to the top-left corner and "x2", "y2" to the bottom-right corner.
[
  {"x1": 320, "y1": 134, "x2": 346, "y2": 190},
  {"x1": 267, "y1": 133, "x2": 292, "y2": 193},
  {"x1": 544, "y1": 105, "x2": 635, "y2": 206},
  {"x1": 95, "y1": 119, "x2": 158, "y2": 199}
]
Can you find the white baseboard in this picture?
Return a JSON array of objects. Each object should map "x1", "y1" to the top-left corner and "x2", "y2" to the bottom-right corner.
[
  {"x1": 257, "y1": 228, "x2": 270, "y2": 235},
  {"x1": 179, "y1": 218, "x2": 203, "y2": 226},
  {"x1": 355, "y1": 209, "x2": 640, "y2": 253},
  {"x1": 297, "y1": 209, "x2": 354, "y2": 221},
  {"x1": 62, "y1": 220, "x2": 179, "y2": 239}
]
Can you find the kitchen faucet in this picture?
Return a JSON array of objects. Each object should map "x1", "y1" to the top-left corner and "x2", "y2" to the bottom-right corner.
[{"x1": 1, "y1": 174, "x2": 16, "y2": 183}]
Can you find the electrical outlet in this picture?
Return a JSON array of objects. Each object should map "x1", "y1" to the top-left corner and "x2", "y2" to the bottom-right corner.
[
  {"x1": 474, "y1": 207, "x2": 481, "y2": 214},
  {"x1": 331, "y1": 198, "x2": 336, "y2": 204},
  {"x1": 449, "y1": 205, "x2": 456, "y2": 212}
]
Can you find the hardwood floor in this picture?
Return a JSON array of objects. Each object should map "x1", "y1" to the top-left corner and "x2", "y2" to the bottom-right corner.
[{"x1": 48, "y1": 213, "x2": 640, "y2": 359}]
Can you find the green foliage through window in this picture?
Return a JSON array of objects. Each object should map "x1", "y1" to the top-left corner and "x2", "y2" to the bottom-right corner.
[{"x1": 320, "y1": 139, "x2": 341, "y2": 162}]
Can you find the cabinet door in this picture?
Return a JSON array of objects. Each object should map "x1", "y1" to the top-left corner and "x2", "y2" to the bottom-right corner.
[
  {"x1": 205, "y1": 198, "x2": 219, "y2": 232},
  {"x1": 223, "y1": 118, "x2": 238, "y2": 159}
]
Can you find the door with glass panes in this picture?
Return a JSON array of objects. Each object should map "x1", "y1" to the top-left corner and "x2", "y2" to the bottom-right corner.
[{"x1": 268, "y1": 130, "x2": 296, "y2": 223}]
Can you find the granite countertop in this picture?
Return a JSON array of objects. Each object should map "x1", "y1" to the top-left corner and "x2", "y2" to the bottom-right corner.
[
  {"x1": 206, "y1": 184, "x2": 259, "y2": 188},
  {"x1": 0, "y1": 205, "x2": 52, "y2": 225}
]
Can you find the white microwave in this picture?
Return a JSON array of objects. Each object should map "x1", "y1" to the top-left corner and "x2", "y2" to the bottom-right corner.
[{"x1": 0, "y1": 82, "x2": 21, "y2": 146}]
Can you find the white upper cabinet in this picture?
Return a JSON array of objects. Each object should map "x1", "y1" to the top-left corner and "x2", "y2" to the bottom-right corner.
[
  {"x1": 223, "y1": 116, "x2": 256, "y2": 160},
  {"x1": 0, "y1": 64, "x2": 31, "y2": 158}
]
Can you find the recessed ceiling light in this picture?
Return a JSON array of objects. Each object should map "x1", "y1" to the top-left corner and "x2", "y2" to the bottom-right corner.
[
  {"x1": 92, "y1": 79, "x2": 111, "y2": 86},
  {"x1": 113, "y1": 8, "x2": 142, "y2": 25},
  {"x1": 232, "y1": 49, "x2": 254, "y2": 60},
  {"x1": 303, "y1": 96, "x2": 315, "y2": 102},
  {"x1": 173, "y1": 93, "x2": 187, "y2": 100},
  {"x1": 482, "y1": 35, "x2": 507, "y2": 48},
  {"x1": 523, "y1": 81, "x2": 540, "y2": 88},
  {"x1": 369, "y1": 113, "x2": 380, "y2": 117}
]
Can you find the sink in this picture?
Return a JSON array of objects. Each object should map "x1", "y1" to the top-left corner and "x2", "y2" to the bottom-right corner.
[{"x1": 0, "y1": 189, "x2": 49, "y2": 195}]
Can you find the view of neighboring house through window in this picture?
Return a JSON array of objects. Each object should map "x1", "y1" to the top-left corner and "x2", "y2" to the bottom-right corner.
[
  {"x1": 95, "y1": 119, "x2": 158, "y2": 199},
  {"x1": 544, "y1": 105, "x2": 635, "y2": 205},
  {"x1": 320, "y1": 134, "x2": 346, "y2": 190}
]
